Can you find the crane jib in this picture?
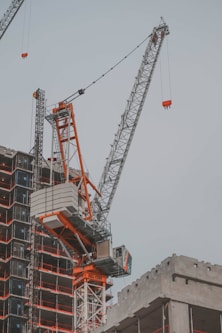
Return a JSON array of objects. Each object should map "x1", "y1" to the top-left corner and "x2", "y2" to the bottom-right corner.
[
  {"x1": 0, "y1": 0, "x2": 25, "y2": 40},
  {"x1": 92, "y1": 19, "x2": 169, "y2": 226}
]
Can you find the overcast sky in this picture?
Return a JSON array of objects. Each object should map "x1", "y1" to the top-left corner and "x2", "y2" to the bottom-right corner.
[{"x1": 0, "y1": 0, "x2": 222, "y2": 298}]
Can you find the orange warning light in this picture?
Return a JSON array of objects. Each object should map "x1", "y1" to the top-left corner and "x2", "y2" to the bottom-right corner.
[
  {"x1": 33, "y1": 92, "x2": 38, "y2": 99},
  {"x1": 21, "y1": 53, "x2": 28, "y2": 58},
  {"x1": 162, "y1": 100, "x2": 172, "y2": 109}
]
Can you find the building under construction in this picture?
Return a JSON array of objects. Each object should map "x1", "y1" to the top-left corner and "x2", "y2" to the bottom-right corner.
[
  {"x1": 94, "y1": 254, "x2": 222, "y2": 333},
  {"x1": 0, "y1": 145, "x2": 79, "y2": 332}
]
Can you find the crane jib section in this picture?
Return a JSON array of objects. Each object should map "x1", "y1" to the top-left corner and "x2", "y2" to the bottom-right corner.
[
  {"x1": 92, "y1": 20, "x2": 169, "y2": 226},
  {"x1": 0, "y1": 0, "x2": 25, "y2": 40}
]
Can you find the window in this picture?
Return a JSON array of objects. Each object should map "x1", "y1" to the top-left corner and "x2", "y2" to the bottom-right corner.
[
  {"x1": 15, "y1": 170, "x2": 31, "y2": 187},
  {"x1": 14, "y1": 223, "x2": 29, "y2": 240},
  {"x1": 11, "y1": 261, "x2": 26, "y2": 278},
  {"x1": 14, "y1": 188, "x2": 29, "y2": 205},
  {"x1": 10, "y1": 279, "x2": 25, "y2": 296},
  {"x1": 115, "y1": 247, "x2": 122, "y2": 257},
  {"x1": 9, "y1": 298, "x2": 23, "y2": 315},
  {"x1": 14, "y1": 205, "x2": 30, "y2": 222},
  {"x1": 16, "y1": 154, "x2": 32, "y2": 171},
  {"x1": 13, "y1": 243, "x2": 25, "y2": 258},
  {"x1": 9, "y1": 317, "x2": 24, "y2": 333}
]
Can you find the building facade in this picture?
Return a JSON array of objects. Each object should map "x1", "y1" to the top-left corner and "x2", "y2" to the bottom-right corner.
[
  {"x1": 94, "y1": 254, "x2": 222, "y2": 333},
  {"x1": 0, "y1": 146, "x2": 75, "y2": 333}
]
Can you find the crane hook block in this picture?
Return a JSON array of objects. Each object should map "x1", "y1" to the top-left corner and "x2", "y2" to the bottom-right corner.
[
  {"x1": 78, "y1": 88, "x2": 85, "y2": 95},
  {"x1": 21, "y1": 53, "x2": 28, "y2": 58},
  {"x1": 162, "y1": 100, "x2": 172, "y2": 109}
]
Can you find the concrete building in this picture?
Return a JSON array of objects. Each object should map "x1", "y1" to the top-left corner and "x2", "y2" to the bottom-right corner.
[{"x1": 95, "y1": 254, "x2": 222, "y2": 333}]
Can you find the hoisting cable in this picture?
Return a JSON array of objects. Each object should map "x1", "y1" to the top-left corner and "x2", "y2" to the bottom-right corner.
[
  {"x1": 61, "y1": 33, "x2": 152, "y2": 104},
  {"x1": 21, "y1": 0, "x2": 27, "y2": 56},
  {"x1": 160, "y1": 33, "x2": 172, "y2": 109},
  {"x1": 166, "y1": 37, "x2": 172, "y2": 101},
  {"x1": 21, "y1": 0, "x2": 32, "y2": 59}
]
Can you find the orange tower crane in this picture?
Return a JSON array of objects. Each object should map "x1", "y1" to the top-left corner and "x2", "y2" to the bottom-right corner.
[{"x1": 30, "y1": 18, "x2": 169, "y2": 333}]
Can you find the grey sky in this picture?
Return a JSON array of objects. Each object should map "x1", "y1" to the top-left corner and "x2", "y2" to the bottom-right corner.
[{"x1": 0, "y1": 0, "x2": 222, "y2": 296}]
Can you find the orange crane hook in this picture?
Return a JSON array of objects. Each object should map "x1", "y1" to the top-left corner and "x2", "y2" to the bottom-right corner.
[
  {"x1": 21, "y1": 52, "x2": 28, "y2": 58},
  {"x1": 162, "y1": 99, "x2": 172, "y2": 109}
]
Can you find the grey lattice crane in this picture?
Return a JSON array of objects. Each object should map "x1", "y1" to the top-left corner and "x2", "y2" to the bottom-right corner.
[
  {"x1": 91, "y1": 18, "x2": 169, "y2": 231},
  {"x1": 0, "y1": 0, "x2": 24, "y2": 40}
]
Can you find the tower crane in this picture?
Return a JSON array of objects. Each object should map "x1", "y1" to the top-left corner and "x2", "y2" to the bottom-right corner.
[
  {"x1": 0, "y1": 0, "x2": 25, "y2": 40},
  {"x1": 30, "y1": 18, "x2": 169, "y2": 333}
]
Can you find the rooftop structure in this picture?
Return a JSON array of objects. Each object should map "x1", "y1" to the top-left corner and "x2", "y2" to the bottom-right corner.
[{"x1": 94, "y1": 254, "x2": 222, "y2": 333}]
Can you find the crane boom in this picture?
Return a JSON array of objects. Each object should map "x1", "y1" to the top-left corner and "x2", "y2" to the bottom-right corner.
[
  {"x1": 0, "y1": 0, "x2": 24, "y2": 40},
  {"x1": 92, "y1": 19, "x2": 169, "y2": 227}
]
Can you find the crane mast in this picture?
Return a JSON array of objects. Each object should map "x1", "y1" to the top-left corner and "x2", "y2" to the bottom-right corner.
[
  {"x1": 32, "y1": 88, "x2": 46, "y2": 191},
  {"x1": 0, "y1": 0, "x2": 25, "y2": 40},
  {"x1": 92, "y1": 19, "x2": 169, "y2": 227},
  {"x1": 28, "y1": 89, "x2": 46, "y2": 333}
]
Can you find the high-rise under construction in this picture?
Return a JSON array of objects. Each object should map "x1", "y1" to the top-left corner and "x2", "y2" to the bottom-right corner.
[{"x1": 0, "y1": 145, "x2": 79, "y2": 333}]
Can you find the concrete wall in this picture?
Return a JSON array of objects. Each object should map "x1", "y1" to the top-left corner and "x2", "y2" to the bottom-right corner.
[{"x1": 94, "y1": 254, "x2": 222, "y2": 333}]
